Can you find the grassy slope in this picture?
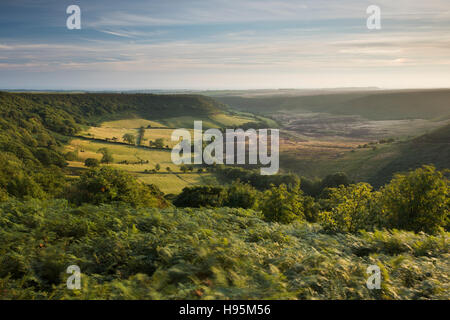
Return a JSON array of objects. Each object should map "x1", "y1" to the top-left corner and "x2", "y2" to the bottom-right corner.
[
  {"x1": 282, "y1": 124, "x2": 450, "y2": 186},
  {"x1": 65, "y1": 138, "x2": 212, "y2": 194},
  {"x1": 368, "y1": 123, "x2": 450, "y2": 185},
  {"x1": 11, "y1": 92, "x2": 258, "y2": 129},
  {"x1": 0, "y1": 92, "x2": 262, "y2": 195}
]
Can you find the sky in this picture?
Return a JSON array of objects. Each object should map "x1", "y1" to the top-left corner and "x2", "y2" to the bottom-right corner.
[{"x1": 0, "y1": 0, "x2": 449, "y2": 90}]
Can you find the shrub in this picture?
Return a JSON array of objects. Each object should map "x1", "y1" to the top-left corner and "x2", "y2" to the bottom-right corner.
[
  {"x1": 34, "y1": 148, "x2": 67, "y2": 168},
  {"x1": 319, "y1": 183, "x2": 380, "y2": 233},
  {"x1": 174, "y1": 186, "x2": 227, "y2": 208},
  {"x1": 68, "y1": 167, "x2": 167, "y2": 208},
  {"x1": 64, "y1": 151, "x2": 78, "y2": 161},
  {"x1": 225, "y1": 181, "x2": 259, "y2": 209},
  {"x1": 260, "y1": 184, "x2": 303, "y2": 223},
  {"x1": 122, "y1": 133, "x2": 136, "y2": 145},
  {"x1": 0, "y1": 188, "x2": 8, "y2": 202},
  {"x1": 84, "y1": 158, "x2": 100, "y2": 168},
  {"x1": 97, "y1": 147, "x2": 114, "y2": 164},
  {"x1": 381, "y1": 165, "x2": 449, "y2": 234},
  {"x1": 153, "y1": 138, "x2": 165, "y2": 148}
]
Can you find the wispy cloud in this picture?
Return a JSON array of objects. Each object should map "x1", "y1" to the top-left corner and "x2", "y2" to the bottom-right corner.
[{"x1": 0, "y1": 0, "x2": 449, "y2": 89}]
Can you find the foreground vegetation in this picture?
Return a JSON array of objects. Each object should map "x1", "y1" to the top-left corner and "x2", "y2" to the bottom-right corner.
[
  {"x1": 0, "y1": 164, "x2": 448, "y2": 300},
  {"x1": 0, "y1": 199, "x2": 448, "y2": 300}
]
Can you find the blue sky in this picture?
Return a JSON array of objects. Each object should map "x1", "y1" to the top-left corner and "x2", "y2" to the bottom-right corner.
[{"x1": 0, "y1": 0, "x2": 449, "y2": 90}]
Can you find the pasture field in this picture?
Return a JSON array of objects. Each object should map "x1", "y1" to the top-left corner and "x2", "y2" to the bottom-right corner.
[
  {"x1": 138, "y1": 172, "x2": 215, "y2": 194},
  {"x1": 157, "y1": 114, "x2": 254, "y2": 128},
  {"x1": 81, "y1": 126, "x2": 198, "y2": 148},
  {"x1": 81, "y1": 127, "x2": 139, "y2": 143},
  {"x1": 209, "y1": 113, "x2": 254, "y2": 126},
  {"x1": 66, "y1": 111, "x2": 263, "y2": 194},
  {"x1": 65, "y1": 138, "x2": 210, "y2": 194},
  {"x1": 101, "y1": 118, "x2": 167, "y2": 128}
]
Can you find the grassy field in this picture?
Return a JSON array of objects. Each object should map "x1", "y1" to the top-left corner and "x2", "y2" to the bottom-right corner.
[
  {"x1": 81, "y1": 126, "x2": 198, "y2": 148},
  {"x1": 65, "y1": 138, "x2": 212, "y2": 194},
  {"x1": 101, "y1": 118, "x2": 167, "y2": 128},
  {"x1": 66, "y1": 111, "x2": 267, "y2": 194}
]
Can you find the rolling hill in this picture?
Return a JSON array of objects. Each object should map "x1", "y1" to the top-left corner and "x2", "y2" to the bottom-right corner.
[
  {"x1": 369, "y1": 123, "x2": 450, "y2": 185},
  {"x1": 281, "y1": 123, "x2": 450, "y2": 187},
  {"x1": 0, "y1": 92, "x2": 258, "y2": 198},
  {"x1": 216, "y1": 89, "x2": 450, "y2": 121}
]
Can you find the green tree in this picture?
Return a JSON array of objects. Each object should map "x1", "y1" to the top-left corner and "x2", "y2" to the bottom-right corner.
[
  {"x1": 122, "y1": 133, "x2": 136, "y2": 145},
  {"x1": 319, "y1": 172, "x2": 351, "y2": 197},
  {"x1": 174, "y1": 186, "x2": 227, "y2": 207},
  {"x1": 155, "y1": 163, "x2": 161, "y2": 172},
  {"x1": 69, "y1": 167, "x2": 167, "y2": 208},
  {"x1": 260, "y1": 184, "x2": 304, "y2": 223},
  {"x1": 225, "y1": 181, "x2": 259, "y2": 209},
  {"x1": 84, "y1": 158, "x2": 100, "y2": 168},
  {"x1": 97, "y1": 148, "x2": 114, "y2": 164},
  {"x1": 381, "y1": 165, "x2": 449, "y2": 234},
  {"x1": 319, "y1": 183, "x2": 379, "y2": 233},
  {"x1": 64, "y1": 151, "x2": 78, "y2": 161},
  {"x1": 0, "y1": 187, "x2": 8, "y2": 202},
  {"x1": 154, "y1": 138, "x2": 165, "y2": 148}
]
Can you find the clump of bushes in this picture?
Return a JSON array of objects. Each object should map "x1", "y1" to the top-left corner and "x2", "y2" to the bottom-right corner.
[
  {"x1": 174, "y1": 181, "x2": 259, "y2": 209},
  {"x1": 174, "y1": 186, "x2": 228, "y2": 208},
  {"x1": 318, "y1": 166, "x2": 449, "y2": 235},
  {"x1": 260, "y1": 184, "x2": 304, "y2": 223},
  {"x1": 67, "y1": 167, "x2": 168, "y2": 208},
  {"x1": 319, "y1": 183, "x2": 381, "y2": 233},
  {"x1": 84, "y1": 158, "x2": 99, "y2": 168},
  {"x1": 380, "y1": 165, "x2": 449, "y2": 234}
]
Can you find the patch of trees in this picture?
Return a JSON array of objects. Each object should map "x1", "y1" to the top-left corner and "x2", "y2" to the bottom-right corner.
[
  {"x1": 174, "y1": 181, "x2": 259, "y2": 209},
  {"x1": 215, "y1": 166, "x2": 300, "y2": 191},
  {"x1": 122, "y1": 133, "x2": 136, "y2": 145},
  {"x1": 84, "y1": 158, "x2": 100, "y2": 168},
  {"x1": 174, "y1": 165, "x2": 448, "y2": 235},
  {"x1": 300, "y1": 172, "x2": 352, "y2": 198},
  {"x1": 97, "y1": 148, "x2": 114, "y2": 164},
  {"x1": 149, "y1": 138, "x2": 165, "y2": 149},
  {"x1": 320, "y1": 166, "x2": 449, "y2": 234},
  {"x1": 67, "y1": 167, "x2": 168, "y2": 208}
]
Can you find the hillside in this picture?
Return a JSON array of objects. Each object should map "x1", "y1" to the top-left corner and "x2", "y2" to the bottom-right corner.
[
  {"x1": 1, "y1": 199, "x2": 448, "y2": 299},
  {"x1": 281, "y1": 123, "x2": 450, "y2": 187},
  {"x1": 17, "y1": 92, "x2": 230, "y2": 124},
  {"x1": 0, "y1": 92, "x2": 253, "y2": 198},
  {"x1": 216, "y1": 89, "x2": 450, "y2": 121},
  {"x1": 368, "y1": 123, "x2": 450, "y2": 185}
]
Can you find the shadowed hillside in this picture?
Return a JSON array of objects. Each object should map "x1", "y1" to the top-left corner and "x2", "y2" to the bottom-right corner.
[
  {"x1": 0, "y1": 92, "x2": 233, "y2": 199},
  {"x1": 18, "y1": 92, "x2": 227, "y2": 123},
  {"x1": 369, "y1": 123, "x2": 450, "y2": 185},
  {"x1": 216, "y1": 89, "x2": 450, "y2": 120}
]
